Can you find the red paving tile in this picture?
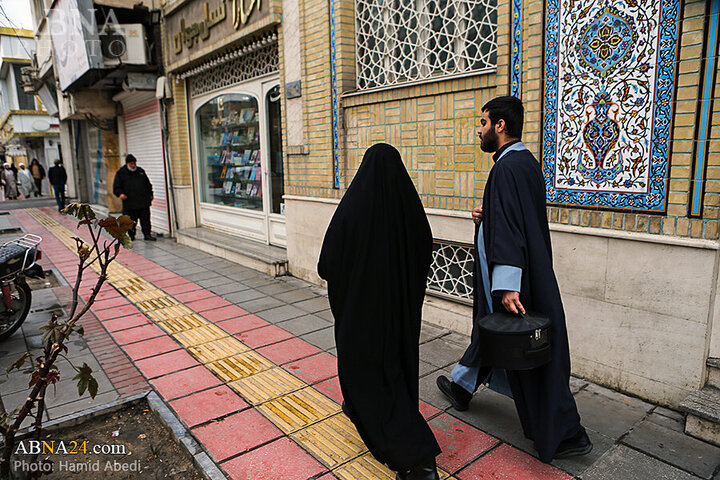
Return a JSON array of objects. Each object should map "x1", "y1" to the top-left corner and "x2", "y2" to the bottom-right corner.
[
  {"x1": 151, "y1": 365, "x2": 223, "y2": 400},
  {"x1": 314, "y1": 376, "x2": 343, "y2": 404},
  {"x1": 202, "y1": 304, "x2": 249, "y2": 322},
  {"x1": 257, "y1": 337, "x2": 322, "y2": 365},
  {"x1": 221, "y1": 438, "x2": 326, "y2": 480},
  {"x1": 192, "y1": 409, "x2": 283, "y2": 462},
  {"x1": 174, "y1": 289, "x2": 217, "y2": 303},
  {"x1": 154, "y1": 276, "x2": 193, "y2": 288},
  {"x1": 122, "y1": 336, "x2": 181, "y2": 360},
  {"x1": 162, "y1": 282, "x2": 203, "y2": 295},
  {"x1": 135, "y1": 349, "x2": 199, "y2": 379},
  {"x1": 186, "y1": 297, "x2": 232, "y2": 312},
  {"x1": 94, "y1": 304, "x2": 141, "y2": 321},
  {"x1": 235, "y1": 324, "x2": 294, "y2": 348},
  {"x1": 103, "y1": 314, "x2": 152, "y2": 332},
  {"x1": 284, "y1": 352, "x2": 338, "y2": 385},
  {"x1": 217, "y1": 315, "x2": 270, "y2": 334},
  {"x1": 457, "y1": 444, "x2": 573, "y2": 480},
  {"x1": 429, "y1": 413, "x2": 499, "y2": 474},
  {"x1": 170, "y1": 385, "x2": 249, "y2": 427},
  {"x1": 420, "y1": 400, "x2": 442, "y2": 420},
  {"x1": 111, "y1": 323, "x2": 165, "y2": 345},
  {"x1": 92, "y1": 296, "x2": 130, "y2": 311},
  {"x1": 88, "y1": 289, "x2": 122, "y2": 301}
]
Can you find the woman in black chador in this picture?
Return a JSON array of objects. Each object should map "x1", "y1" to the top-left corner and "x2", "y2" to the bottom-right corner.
[{"x1": 318, "y1": 143, "x2": 441, "y2": 480}]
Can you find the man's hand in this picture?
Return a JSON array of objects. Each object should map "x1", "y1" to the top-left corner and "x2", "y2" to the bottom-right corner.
[
  {"x1": 472, "y1": 205, "x2": 483, "y2": 224},
  {"x1": 119, "y1": 194, "x2": 127, "y2": 200},
  {"x1": 501, "y1": 291, "x2": 526, "y2": 315}
]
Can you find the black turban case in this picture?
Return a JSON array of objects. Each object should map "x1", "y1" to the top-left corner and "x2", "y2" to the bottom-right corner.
[{"x1": 318, "y1": 143, "x2": 441, "y2": 471}]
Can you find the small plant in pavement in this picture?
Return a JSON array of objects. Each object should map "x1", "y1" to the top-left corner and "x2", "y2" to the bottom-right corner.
[{"x1": 0, "y1": 204, "x2": 134, "y2": 479}]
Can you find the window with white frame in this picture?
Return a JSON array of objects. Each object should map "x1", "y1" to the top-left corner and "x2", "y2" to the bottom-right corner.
[{"x1": 355, "y1": 0, "x2": 497, "y2": 90}]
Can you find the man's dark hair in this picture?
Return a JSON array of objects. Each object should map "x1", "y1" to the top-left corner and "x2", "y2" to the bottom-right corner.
[{"x1": 482, "y1": 96, "x2": 524, "y2": 139}]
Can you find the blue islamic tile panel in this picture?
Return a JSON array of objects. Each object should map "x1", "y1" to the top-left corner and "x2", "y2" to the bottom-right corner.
[
  {"x1": 542, "y1": 0, "x2": 681, "y2": 212},
  {"x1": 511, "y1": 0, "x2": 522, "y2": 98},
  {"x1": 331, "y1": 0, "x2": 340, "y2": 188}
]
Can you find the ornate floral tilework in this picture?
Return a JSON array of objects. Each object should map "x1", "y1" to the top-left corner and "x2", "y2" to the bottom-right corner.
[
  {"x1": 542, "y1": 0, "x2": 681, "y2": 212},
  {"x1": 511, "y1": 0, "x2": 522, "y2": 98}
]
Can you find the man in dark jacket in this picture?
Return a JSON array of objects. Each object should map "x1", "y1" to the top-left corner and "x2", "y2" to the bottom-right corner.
[
  {"x1": 436, "y1": 96, "x2": 591, "y2": 463},
  {"x1": 112, "y1": 154, "x2": 155, "y2": 241},
  {"x1": 48, "y1": 159, "x2": 67, "y2": 212},
  {"x1": 29, "y1": 158, "x2": 45, "y2": 196}
]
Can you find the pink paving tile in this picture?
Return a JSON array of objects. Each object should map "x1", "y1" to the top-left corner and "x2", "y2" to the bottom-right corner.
[
  {"x1": 217, "y1": 315, "x2": 269, "y2": 334},
  {"x1": 138, "y1": 271, "x2": 176, "y2": 281},
  {"x1": 135, "y1": 349, "x2": 199, "y2": 379},
  {"x1": 92, "y1": 296, "x2": 131, "y2": 311},
  {"x1": 221, "y1": 438, "x2": 326, "y2": 480},
  {"x1": 284, "y1": 352, "x2": 338, "y2": 385},
  {"x1": 186, "y1": 297, "x2": 232, "y2": 312},
  {"x1": 257, "y1": 337, "x2": 322, "y2": 365},
  {"x1": 163, "y1": 282, "x2": 203, "y2": 295},
  {"x1": 93, "y1": 304, "x2": 141, "y2": 321},
  {"x1": 154, "y1": 276, "x2": 191, "y2": 288},
  {"x1": 203, "y1": 304, "x2": 250, "y2": 322},
  {"x1": 123, "y1": 336, "x2": 181, "y2": 360},
  {"x1": 103, "y1": 314, "x2": 151, "y2": 332},
  {"x1": 429, "y1": 413, "x2": 499, "y2": 473},
  {"x1": 174, "y1": 289, "x2": 216, "y2": 303},
  {"x1": 170, "y1": 385, "x2": 249, "y2": 427},
  {"x1": 111, "y1": 323, "x2": 165, "y2": 345},
  {"x1": 150, "y1": 365, "x2": 223, "y2": 400},
  {"x1": 420, "y1": 400, "x2": 442, "y2": 420},
  {"x1": 192, "y1": 409, "x2": 283, "y2": 462},
  {"x1": 235, "y1": 324, "x2": 294, "y2": 348},
  {"x1": 314, "y1": 376, "x2": 343, "y2": 404},
  {"x1": 457, "y1": 444, "x2": 573, "y2": 480}
]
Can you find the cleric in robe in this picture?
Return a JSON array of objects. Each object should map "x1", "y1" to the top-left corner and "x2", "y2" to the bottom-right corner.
[
  {"x1": 318, "y1": 143, "x2": 441, "y2": 480},
  {"x1": 437, "y1": 96, "x2": 593, "y2": 463}
]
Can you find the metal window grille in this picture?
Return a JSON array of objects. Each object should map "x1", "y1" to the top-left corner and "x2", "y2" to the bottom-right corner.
[
  {"x1": 355, "y1": 0, "x2": 498, "y2": 90},
  {"x1": 427, "y1": 240, "x2": 474, "y2": 304}
]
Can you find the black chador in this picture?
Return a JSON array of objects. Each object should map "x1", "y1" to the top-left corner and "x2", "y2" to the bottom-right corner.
[
  {"x1": 460, "y1": 141, "x2": 585, "y2": 463},
  {"x1": 318, "y1": 143, "x2": 441, "y2": 472}
]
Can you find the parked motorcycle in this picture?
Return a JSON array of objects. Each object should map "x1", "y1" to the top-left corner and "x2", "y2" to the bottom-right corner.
[{"x1": 0, "y1": 234, "x2": 44, "y2": 340}]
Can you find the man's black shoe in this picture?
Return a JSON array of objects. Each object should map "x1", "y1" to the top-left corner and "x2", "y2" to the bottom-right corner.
[
  {"x1": 553, "y1": 428, "x2": 593, "y2": 459},
  {"x1": 144, "y1": 235, "x2": 157, "y2": 241},
  {"x1": 395, "y1": 458, "x2": 440, "y2": 480},
  {"x1": 436, "y1": 375, "x2": 471, "y2": 411}
]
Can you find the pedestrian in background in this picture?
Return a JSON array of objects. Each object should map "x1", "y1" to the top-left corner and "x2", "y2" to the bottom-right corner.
[
  {"x1": 318, "y1": 143, "x2": 441, "y2": 480},
  {"x1": 29, "y1": 158, "x2": 45, "y2": 197},
  {"x1": 48, "y1": 159, "x2": 67, "y2": 212},
  {"x1": 1, "y1": 163, "x2": 18, "y2": 200},
  {"x1": 17, "y1": 163, "x2": 34, "y2": 198},
  {"x1": 113, "y1": 154, "x2": 156, "y2": 241}
]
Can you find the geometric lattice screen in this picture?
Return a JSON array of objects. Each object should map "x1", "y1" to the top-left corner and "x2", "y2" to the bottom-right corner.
[
  {"x1": 542, "y1": 1, "x2": 681, "y2": 212},
  {"x1": 355, "y1": 0, "x2": 498, "y2": 90},
  {"x1": 427, "y1": 240, "x2": 474, "y2": 304}
]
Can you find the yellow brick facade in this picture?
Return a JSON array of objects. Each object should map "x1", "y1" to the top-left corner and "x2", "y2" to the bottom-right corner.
[{"x1": 288, "y1": 0, "x2": 720, "y2": 241}]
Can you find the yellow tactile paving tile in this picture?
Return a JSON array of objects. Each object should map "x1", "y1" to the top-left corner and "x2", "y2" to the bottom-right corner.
[
  {"x1": 172, "y1": 324, "x2": 229, "y2": 346},
  {"x1": 229, "y1": 367, "x2": 307, "y2": 405},
  {"x1": 290, "y1": 413, "x2": 366, "y2": 469},
  {"x1": 332, "y1": 453, "x2": 395, "y2": 479},
  {"x1": 187, "y1": 336, "x2": 249, "y2": 362},
  {"x1": 135, "y1": 296, "x2": 180, "y2": 311},
  {"x1": 206, "y1": 350, "x2": 274, "y2": 382},
  {"x1": 156, "y1": 313, "x2": 208, "y2": 333},
  {"x1": 259, "y1": 387, "x2": 341, "y2": 434}
]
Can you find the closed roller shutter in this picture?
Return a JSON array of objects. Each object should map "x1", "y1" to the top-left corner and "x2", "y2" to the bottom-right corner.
[{"x1": 123, "y1": 99, "x2": 169, "y2": 234}]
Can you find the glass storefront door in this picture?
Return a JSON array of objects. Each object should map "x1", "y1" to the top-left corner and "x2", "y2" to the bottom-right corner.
[{"x1": 191, "y1": 77, "x2": 286, "y2": 246}]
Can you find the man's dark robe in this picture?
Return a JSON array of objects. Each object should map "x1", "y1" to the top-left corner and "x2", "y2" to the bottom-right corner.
[
  {"x1": 317, "y1": 143, "x2": 441, "y2": 472},
  {"x1": 459, "y1": 141, "x2": 583, "y2": 463}
]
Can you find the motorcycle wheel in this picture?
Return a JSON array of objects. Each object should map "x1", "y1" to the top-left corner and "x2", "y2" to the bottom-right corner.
[{"x1": 0, "y1": 279, "x2": 32, "y2": 341}]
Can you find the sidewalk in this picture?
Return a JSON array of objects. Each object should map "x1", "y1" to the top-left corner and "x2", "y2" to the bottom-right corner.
[{"x1": 1, "y1": 206, "x2": 719, "y2": 480}]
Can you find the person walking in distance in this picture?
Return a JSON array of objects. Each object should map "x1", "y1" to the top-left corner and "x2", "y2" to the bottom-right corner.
[
  {"x1": 112, "y1": 154, "x2": 156, "y2": 241},
  {"x1": 436, "y1": 96, "x2": 592, "y2": 463},
  {"x1": 17, "y1": 163, "x2": 34, "y2": 199},
  {"x1": 48, "y1": 159, "x2": 68, "y2": 212},
  {"x1": 29, "y1": 158, "x2": 45, "y2": 196},
  {"x1": 1, "y1": 163, "x2": 18, "y2": 200}
]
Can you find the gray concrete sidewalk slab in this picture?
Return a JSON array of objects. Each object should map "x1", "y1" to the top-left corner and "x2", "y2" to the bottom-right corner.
[{"x1": 582, "y1": 445, "x2": 701, "y2": 480}]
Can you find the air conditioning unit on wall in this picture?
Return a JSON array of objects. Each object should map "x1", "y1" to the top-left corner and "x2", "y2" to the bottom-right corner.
[{"x1": 100, "y1": 24, "x2": 148, "y2": 67}]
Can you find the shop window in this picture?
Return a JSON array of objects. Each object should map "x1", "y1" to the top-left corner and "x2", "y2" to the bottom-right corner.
[
  {"x1": 196, "y1": 94, "x2": 263, "y2": 210},
  {"x1": 355, "y1": 0, "x2": 497, "y2": 90},
  {"x1": 266, "y1": 85, "x2": 284, "y2": 215}
]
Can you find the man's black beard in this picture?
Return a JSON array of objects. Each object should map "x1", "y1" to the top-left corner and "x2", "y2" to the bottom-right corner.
[{"x1": 480, "y1": 129, "x2": 499, "y2": 153}]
